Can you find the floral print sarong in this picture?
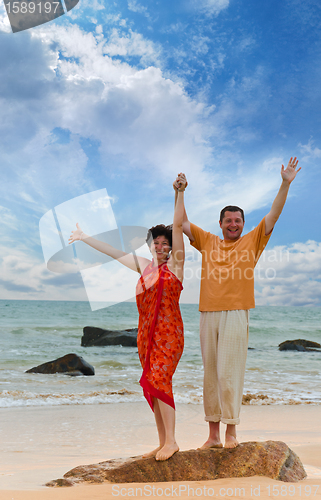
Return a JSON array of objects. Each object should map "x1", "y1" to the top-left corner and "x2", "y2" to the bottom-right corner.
[{"x1": 136, "y1": 262, "x2": 184, "y2": 410}]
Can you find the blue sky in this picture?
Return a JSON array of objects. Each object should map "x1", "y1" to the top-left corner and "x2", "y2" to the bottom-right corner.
[{"x1": 0, "y1": 0, "x2": 320, "y2": 306}]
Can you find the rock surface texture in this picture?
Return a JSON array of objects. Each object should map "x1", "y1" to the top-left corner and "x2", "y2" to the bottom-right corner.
[
  {"x1": 26, "y1": 353, "x2": 95, "y2": 376},
  {"x1": 81, "y1": 326, "x2": 138, "y2": 347},
  {"x1": 46, "y1": 441, "x2": 306, "y2": 487},
  {"x1": 278, "y1": 339, "x2": 321, "y2": 352}
]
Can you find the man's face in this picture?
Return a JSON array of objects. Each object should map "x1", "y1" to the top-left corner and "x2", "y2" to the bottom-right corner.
[{"x1": 219, "y1": 211, "x2": 244, "y2": 242}]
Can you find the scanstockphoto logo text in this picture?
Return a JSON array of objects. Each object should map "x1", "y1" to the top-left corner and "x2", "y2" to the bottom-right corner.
[
  {"x1": 183, "y1": 246, "x2": 290, "y2": 284},
  {"x1": 111, "y1": 483, "x2": 320, "y2": 497},
  {"x1": 3, "y1": 0, "x2": 79, "y2": 33},
  {"x1": 185, "y1": 247, "x2": 290, "y2": 265},
  {"x1": 111, "y1": 484, "x2": 247, "y2": 497}
]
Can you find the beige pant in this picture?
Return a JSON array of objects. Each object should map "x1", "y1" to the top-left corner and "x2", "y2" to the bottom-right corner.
[{"x1": 200, "y1": 310, "x2": 249, "y2": 425}]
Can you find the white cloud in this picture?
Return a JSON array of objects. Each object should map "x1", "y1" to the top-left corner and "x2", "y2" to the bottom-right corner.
[
  {"x1": 299, "y1": 138, "x2": 321, "y2": 162},
  {"x1": 255, "y1": 241, "x2": 321, "y2": 306},
  {"x1": 0, "y1": 245, "x2": 86, "y2": 300},
  {"x1": 236, "y1": 36, "x2": 256, "y2": 53},
  {"x1": 190, "y1": 36, "x2": 210, "y2": 56},
  {"x1": 103, "y1": 28, "x2": 161, "y2": 66},
  {"x1": 162, "y1": 22, "x2": 188, "y2": 35},
  {"x1": 127, "y1": 0, "x2": 150, "y2": 19},
  {"x1": 68, "y1": 0, "x2": 105, "y2": 17},
  {"x1": 261, "y1": 157, "x2": 284, "y2": 173},
  {"x1": 0, "y1": 206, "x2": 18, "y2": 229},
  {"x1": 190, "y1": 0, "x2": 230, "y2": 16},
  {"x1": 90, "y1": 195, "x2": 116, "y2": 212},
  {"x1": 0, "y1": 7, "x2": 11, "y2": 33}
]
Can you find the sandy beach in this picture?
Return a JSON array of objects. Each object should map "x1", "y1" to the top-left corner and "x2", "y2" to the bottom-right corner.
[{"x1": 1, "y1": 402, "x2": 321, "y2": 499}]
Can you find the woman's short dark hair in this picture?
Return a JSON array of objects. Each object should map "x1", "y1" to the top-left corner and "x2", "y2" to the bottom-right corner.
[
  {"x1": 146, "y1": 224, "x2": 172, "y2": 248},
  {"x1": 220, "y1": 205, "x2": 245, "y2": 223}
]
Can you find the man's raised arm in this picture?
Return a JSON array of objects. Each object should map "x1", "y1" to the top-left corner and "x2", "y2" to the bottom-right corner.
[
  {"x1": 174, "y1": 173, "x2": 194, "y2": 242},
  {"x1": 264, "y1": 157, "x2": 301, "y2": 235}
]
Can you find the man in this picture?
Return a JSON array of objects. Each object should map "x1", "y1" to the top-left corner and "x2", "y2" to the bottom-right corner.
[{"x1": 174, "y1": 157, "x2": 300, "y2": 449}]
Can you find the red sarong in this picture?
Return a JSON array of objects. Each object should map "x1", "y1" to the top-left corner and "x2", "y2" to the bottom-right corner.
[{"x1": 136, "y1": 262, "x2": 184, "y2": 411}]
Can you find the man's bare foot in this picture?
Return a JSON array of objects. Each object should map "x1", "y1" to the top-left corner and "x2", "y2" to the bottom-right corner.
[
  {"x1": 142, "y1": 446, "x2": 162, "y2": 458},
  {"x1": 224, "y1": 435, "x2": 239, "y2": 448},
  {"x1": 198, "y1": 440, "x2": 223, "y2": 450},
  {"x1": 155, "y1": 443, "x2": 179, "y2": 461}
]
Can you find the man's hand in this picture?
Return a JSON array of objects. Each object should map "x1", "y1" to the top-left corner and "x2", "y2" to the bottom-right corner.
[
  {"x1": 265, "y1": 156, "x2": 301, "y2": 235},
  {"x1": 173, "y1": 172, "x2": 188, "y2": 192},
  {"x1": 173, "y1": 172, "x2": 194, "y2": 241},
  {"x1": 281, "y1": 157, "x2": 301, "y2": 184}
]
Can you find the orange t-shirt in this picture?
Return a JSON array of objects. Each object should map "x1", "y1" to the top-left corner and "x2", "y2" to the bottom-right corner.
[{"x1": 190, "y1": 217, "x2": 272, "y2": 311}]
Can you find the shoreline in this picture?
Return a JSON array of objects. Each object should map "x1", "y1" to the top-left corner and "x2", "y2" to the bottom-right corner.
[{"x1": 1, "y1": 402, "x2": 321, "y2": 495}]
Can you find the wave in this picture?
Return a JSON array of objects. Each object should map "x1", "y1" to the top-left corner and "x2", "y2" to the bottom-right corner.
[
  {"x1": 1, "y1": 388, "x2": 320, "y2": 408},
  {"x1": 0, "y1": 389, "x2": 141, "y2": 408},
  {"x1": 242, "y1": 392, "x2": 321, "y2": 405}
]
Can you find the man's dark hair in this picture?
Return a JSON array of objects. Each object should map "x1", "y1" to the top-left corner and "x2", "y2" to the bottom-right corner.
[
  {"x1": 220, "y1": 206, "x2": 245, "y2": 223},
  {"x1": 146, "y1": 224, "x2": 172, "y2": 248}
]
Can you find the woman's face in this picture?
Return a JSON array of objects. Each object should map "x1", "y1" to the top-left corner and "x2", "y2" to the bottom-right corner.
[{"x1": 150, "y1": 235, "x2": 171, "y2": 263}]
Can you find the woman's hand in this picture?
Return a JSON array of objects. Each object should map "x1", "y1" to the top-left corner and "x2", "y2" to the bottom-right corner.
[
  {"x1": 68, "y1": 223, "x2": 85, "y2": 244},
  {"x1": 173, "y1": 172, "x2": 188, "y2": 192}
]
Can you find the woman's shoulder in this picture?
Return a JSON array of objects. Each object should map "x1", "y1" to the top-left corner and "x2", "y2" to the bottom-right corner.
[{"x1": 163, "y1": 262, "x2": 183, "y2": 287}]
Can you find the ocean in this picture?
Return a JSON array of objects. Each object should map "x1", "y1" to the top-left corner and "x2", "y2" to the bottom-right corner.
[{"x1": 0, "y1": 300, "x2": 320, "y2": 408}]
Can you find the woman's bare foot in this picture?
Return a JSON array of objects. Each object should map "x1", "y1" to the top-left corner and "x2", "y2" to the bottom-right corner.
[
  {"x1": 142, "y1": 446, "x2": 162, "y2": 458},
  {"x1": 198, "y1": 439, "x2": 223, "y2": 450},
  {"x1": 155, "y1": 442, "x2": 179, "y2": 461},
  {"x1": 224, "y1": 434, "x2": 239, "y2": 448}
]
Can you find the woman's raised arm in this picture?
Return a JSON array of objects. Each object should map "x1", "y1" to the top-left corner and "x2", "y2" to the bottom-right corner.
[
  {"x1": 68, "y1": 223, "x2": 151, "y2": 274},
  {"x1": 169, "y1": 173, "x2": 187, "y2": 283}
]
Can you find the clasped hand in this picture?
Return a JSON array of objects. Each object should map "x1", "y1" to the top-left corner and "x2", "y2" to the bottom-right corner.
[{"x1": 173, "y1": 172, "x2": 188, "y2": 192}]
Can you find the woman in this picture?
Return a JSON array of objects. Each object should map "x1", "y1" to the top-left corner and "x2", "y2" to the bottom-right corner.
[{"x1": 69, "y1": 173, "x2": 187, "y2": 461}]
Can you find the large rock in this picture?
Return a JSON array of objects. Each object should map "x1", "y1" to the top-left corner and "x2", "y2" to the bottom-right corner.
[
  {"x1": 26, "y1": 353, "x2": 95, "y2": 376},
  {"x1": 46, "y1": 441, "x2": 306, "y2": 487},
  {"x1": 81, "y1": 326, "x2": 138, "y2": 347},
  {"x1": 278, "y1": 339, "x2": 321, "y2": 352}
]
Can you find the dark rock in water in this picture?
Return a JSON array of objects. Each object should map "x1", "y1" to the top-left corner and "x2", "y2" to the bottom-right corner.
[
  {"x1": 81, "y1": 326, "x2": 138, "y2": 347},
  {"x1": 278, "y1": 339, "x2": 321, "y2": 352},
  {"x1": 46, "y1": 441, "x2": 306, "y2": 487},
  {"x1": 26, "y1": 353, "x2": 95, "y2": 376}
]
